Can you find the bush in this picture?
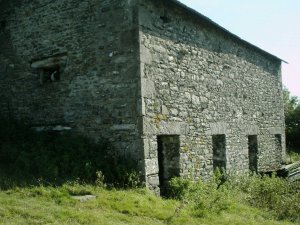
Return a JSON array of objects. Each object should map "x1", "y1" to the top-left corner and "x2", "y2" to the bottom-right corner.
[
  {"x1": 0, "y1": 118, "x2": 141, "y2": 188},
  {"x1": 168, "y1": 177, "x2": 193, "y2": 200},
  {"x1": 169, "y1": 173, "x2": 300, "y2": 222},
  {"x1": 168, "y1": 172, "x2": 232, "y2": 218},
  {"x1": 228, "y1": 174, "x2": 300, "y2": 222}
]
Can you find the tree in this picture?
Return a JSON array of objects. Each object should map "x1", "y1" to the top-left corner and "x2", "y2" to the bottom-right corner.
[
  {"x1": 283, "y1": 87, "x2": 300, "y2": 151},
  {"x1": 283, "y1": 87, "x2": 298, "y2": 115}
]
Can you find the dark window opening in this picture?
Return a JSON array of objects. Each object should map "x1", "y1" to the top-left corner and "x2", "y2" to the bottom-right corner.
[
  {"x1": 212, "y1": 134, "x2": 226, "y2": 171},
  {"x1": 248, "y1": 135, "x2": 258, "y2": 173},
  {"x1": 275, "y1": 134, "x2": 282, "y2": 152},
  {"x1": 157, "y1": 135, "x2": 180, "y2": 196}
]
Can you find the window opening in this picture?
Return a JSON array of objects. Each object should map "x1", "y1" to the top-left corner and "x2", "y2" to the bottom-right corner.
[
  {"x1": 248, "y1": 135, "x2": 258, "y2": 172},
  {"x1": 212, "y1": 134, "x2": 226, "y2": 171}
]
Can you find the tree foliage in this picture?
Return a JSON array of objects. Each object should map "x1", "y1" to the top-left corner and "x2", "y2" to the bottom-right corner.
[{"x1": 283, "y1": 87, "x2": 300, "y2": 150}]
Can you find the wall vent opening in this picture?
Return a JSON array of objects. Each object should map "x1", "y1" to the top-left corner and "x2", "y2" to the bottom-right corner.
[
  {"x1": 41, "y1": 66, "x2": 60, "y2": 83},
  {"x1": 31, "y1": 54, "x2": 67, "y2": 85}
]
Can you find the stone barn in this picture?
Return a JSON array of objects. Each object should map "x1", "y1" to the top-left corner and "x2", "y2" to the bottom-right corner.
[{"x1": 0, "y1": 0, "x2": 286, "y2": 191}]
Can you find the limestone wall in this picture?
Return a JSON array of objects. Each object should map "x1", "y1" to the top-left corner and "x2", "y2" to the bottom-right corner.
[
  {"x1": 0, "y1": 0, "x2": 286, "y2": 190},
  {"x1": 139, "y1": 0, "x2": 285, "y2": 190},
  {"x1": 0, "y1": 0, "x2": 143, "y2": 163}
]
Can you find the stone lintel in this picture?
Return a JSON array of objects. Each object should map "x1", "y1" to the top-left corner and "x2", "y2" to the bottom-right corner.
[
  {"x1": 269, "y1": 127, "x2": 284, "y2": 134},
  {"x1": 31, "y1": 55, "x2": 67, "y2": 69},
  {"x1": 33, "y1": 125, "x2": 71, "y2": 132},
  {"x1": 143, "y1": 119, "x2": 188, "y2": 135},
  {"x1": 110, "y1": 124, "x2": 136, "y2": 131},
  {"x1": 205, "y1": 122, "x2": 228, "y2": 135},
  {"x1": 243, "y1": 124, "x2": 259, "y2": 135}
]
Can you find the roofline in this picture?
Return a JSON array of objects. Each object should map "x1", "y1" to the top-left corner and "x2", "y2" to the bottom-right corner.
[{"x1": 163, "y1": 0, "x2": 288, "y2": 64}]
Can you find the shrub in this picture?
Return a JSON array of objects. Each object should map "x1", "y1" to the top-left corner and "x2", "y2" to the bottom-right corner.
[
  {"x1": 228, "y1": 173, "x2": 300, "y2": 222},
  {"x1": 168, "y1": 177, "x2": 193, "y2": 200},
  {"x1": 169, "y1": 173, "x2": 300, "y2": 222},
  {"x1": 168, "y1": 172, "x2": 232, "y2": 218}
]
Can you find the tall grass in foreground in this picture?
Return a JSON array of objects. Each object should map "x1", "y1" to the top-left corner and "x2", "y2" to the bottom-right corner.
[
  {"x1": 0, "y1": 176, "x2": 298, "y2": 225},
  {"x1": 168, "y1": 172, "x2": 300, "y2": 223}
]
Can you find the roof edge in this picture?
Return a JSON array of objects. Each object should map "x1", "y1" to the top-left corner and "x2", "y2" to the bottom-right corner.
[{"x1": 165, "y1": 0, "x2": 287, "y2": 64}]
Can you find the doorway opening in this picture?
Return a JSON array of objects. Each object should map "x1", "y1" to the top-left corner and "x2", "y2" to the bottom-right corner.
[
  {"x1": 248, "y1": 135, "x2": 258, "y2": 172},
  {"x1": 157, "y1": 135, "x2": 180, "y2": 195},
  {"x1": 212, "y1": 134, "x2": 226, "y2": 171}
]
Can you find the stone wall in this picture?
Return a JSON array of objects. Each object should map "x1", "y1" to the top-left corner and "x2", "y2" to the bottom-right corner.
[
  {"x1": 0, "y1": 0, "x2": 143, "y2": 165},
  {"x1": 139, "y1": 0, "x2": 285, "y2": 190},
  {"x1": 0, "y1": 0, "x2": 286, "y2": 191}
]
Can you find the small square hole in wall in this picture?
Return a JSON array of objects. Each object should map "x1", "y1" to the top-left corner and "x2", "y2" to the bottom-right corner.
[
  {"x1": 31, "y1": 54, "x2": 67, "y2": 85},
  {"x1": 40, "y1": 66, "x2": 60, "y2": 84}
]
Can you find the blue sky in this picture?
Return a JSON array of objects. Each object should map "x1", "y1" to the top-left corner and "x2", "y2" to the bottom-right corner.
[{"x1": 179, "y1": 0, "x2": 300, "y2": 97}]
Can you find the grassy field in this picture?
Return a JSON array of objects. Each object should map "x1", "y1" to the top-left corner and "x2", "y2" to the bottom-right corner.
[{"x1": 0, "y1": 182, "x2": 298, "y2": 225}]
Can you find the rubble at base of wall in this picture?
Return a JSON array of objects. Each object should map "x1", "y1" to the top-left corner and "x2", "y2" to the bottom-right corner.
[{"x1": 278, "y1": 161, "x2": 300, "y2": 181}]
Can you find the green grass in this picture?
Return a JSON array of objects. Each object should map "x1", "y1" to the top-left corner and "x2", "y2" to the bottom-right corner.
[{"x1": 0, "y1": 183, "x2": 298, "y2": 225}]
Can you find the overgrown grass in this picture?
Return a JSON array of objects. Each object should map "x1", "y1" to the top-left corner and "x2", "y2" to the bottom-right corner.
[
  {"x1": 0, "y1": 181, "x2": 298, "y2": 225},
  {"x1": 168, "y1": 172, "x2": 300, "y2": 223},
  {"x1": 1, "y1": 118, "x2": 299, "y2": 224}
]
